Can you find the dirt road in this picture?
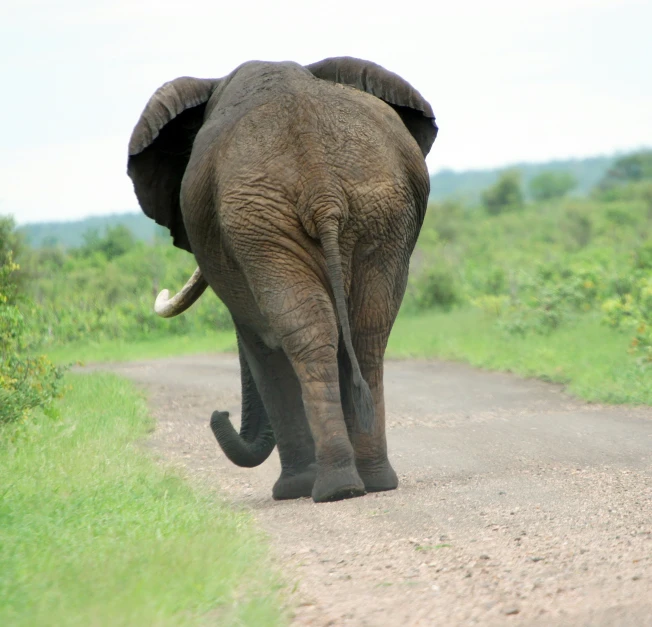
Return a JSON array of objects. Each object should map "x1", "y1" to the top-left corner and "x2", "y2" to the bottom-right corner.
[{"x1": 100, "y1": 355, "x2": 651, "y2": 626}]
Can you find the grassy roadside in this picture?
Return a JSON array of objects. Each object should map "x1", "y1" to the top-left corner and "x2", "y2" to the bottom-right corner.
[
  {"x1": 43, "y1": 309, "x2": 651, "y2": 406},
  {"x1": 388, "y1": 309, "x2": 652, "y2": 405},
  {"x1": 0, "y1": 373, "x2": 285, "y2": 626},
  {"x1": 46, "y1": 330, "x2": 237, "y2": 365}
]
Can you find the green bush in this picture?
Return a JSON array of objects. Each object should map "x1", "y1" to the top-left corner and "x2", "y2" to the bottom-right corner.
[
  {"x1": 643, "y1": 184, "x2": 652, "y2": 220},
  {"x1": 406, "y1": 263, "x2": 462, "y2": 312},
  {"x1": 562, "y1": 206, "x2": 593, "y2": 250},
  {"x1": 482, "y1": 170, "x2": 524, "y2": 215},
  {"x1": 598, "y1": 150, "x2": 652, "y2": 190},
  {"x1": 1, "y1": 218, "x2": 64, "y2": 426},
  {"x1": 529, "y1": 171, "x2": 576, "y2": 201},
  {"x1": 594, "y1": 180, "x2": 652, "y2": 204},
  {"x1": 411, "y1": 189, "x2": 651, "y2": 360},
  {"x1": 493, "y1": 262, "x2": 594, "y2": 336},
  {"x1": 422, "y1": 200, "x2": 465, "y2": 242},
  {"x1": 601, "y1": 244, "x2": 652, "y2": 362},
  {"x1": 24, "y1": 231, "x2": 233, "y2": 349},
  {"x1": 76, "y1": 225, "x2": 137, "y2": 261}
]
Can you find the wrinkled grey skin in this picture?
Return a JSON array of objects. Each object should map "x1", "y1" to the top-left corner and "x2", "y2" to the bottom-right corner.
[{"x1": 128, "y1": 57, "x2": 437, "y2": 502}]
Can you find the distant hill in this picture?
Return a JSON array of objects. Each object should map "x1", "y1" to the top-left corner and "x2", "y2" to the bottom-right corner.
[
  {"x1": 19, "y1": 212, "x2": 158, "y2": 249},
  {"x1": 429, "y1": 154, "x2": 617, "y2": 203},
  {"x1": 18, "y1": 151, "x2": 646, "y2": 249}
]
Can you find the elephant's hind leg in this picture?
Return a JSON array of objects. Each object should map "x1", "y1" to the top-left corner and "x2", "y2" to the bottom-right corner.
[
  {"x1": 262, "y1": 287, "x2": 365, "y2": 502},
  {"x1": 231, "y1": 222, "x2": 365, "y2": 502},
  {"x1": 284, "y1": 327, "x2": 365, "y2": 502},
  {"x1": 339, "y1": 338, "x2": 398, "y2": 493},
  {"x1": 340, "y1": 243, "x2": 411, "y2": 493}
]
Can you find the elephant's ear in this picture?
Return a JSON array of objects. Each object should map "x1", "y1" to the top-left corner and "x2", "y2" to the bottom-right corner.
[
  {"x1": 127, "y1": 77, "x2": 220, "y2": 252},
  {"x1": 305, "y1": 57, "x2": 437, "y2": 158}
]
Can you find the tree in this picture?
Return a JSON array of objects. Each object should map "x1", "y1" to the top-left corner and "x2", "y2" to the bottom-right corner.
[
  {"x1": 78, "y1": 224, "x2": 136, "y2": 261},
  {"x1": 598, "y1": 150, "x2": 652, "y2": 190},
  {"x1": 482, "y1": 170, "x2": 524, "y2": 215},
  {"x1": 101, "y1": 225, "x2": 136, "y2": 260},
  {"x1": 529, "y1": 171, "x2": 576, "y2": 201}
]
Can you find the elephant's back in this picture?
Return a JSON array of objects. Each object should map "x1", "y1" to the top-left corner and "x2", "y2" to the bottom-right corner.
[
  {"x1": 186, "y1": 69, "x2": 429, "y2": 245},
  {"x1": 209, "y1": 77, "x2": 426, "y2": 196}
]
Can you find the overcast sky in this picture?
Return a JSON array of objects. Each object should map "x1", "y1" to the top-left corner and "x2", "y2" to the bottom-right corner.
[{"x1": 2, "y1": 0, "x2": 651, "y2": 224}]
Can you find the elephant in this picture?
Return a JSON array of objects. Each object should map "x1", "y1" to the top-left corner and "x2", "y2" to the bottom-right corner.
[{"x1": 127, "y1": 57, "x2": 437, "y2": 503}]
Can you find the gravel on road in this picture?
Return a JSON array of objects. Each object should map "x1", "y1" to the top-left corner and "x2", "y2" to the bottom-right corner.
[{"x1": 93, "y1": 355, "x2": 652, "y2": 626}]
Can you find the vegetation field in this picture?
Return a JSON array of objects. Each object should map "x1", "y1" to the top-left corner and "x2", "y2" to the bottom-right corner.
[
  {"x1": 0, "y1": 373, "x2": 284, "y2": 626},
  {"x1": 388, "y1": 310, "x2": 651, "y2": 404},
  {"x1": 387, "y1": 153, "x2": 652, "y2": 404},
  {"x1": 5, "y1": 150, "x2": 650, "y2": 406}
]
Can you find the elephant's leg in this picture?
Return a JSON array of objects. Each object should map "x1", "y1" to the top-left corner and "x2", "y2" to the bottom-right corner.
[
  {"x1": 265, "y1": 289, "x2": 365, "y2": 502},
  {"x1": 235, "y1": 325, "x2": 317, "y2": 499},
  {"x1": 341, "y1": 247, "x2": 410, "y2": 493},
  {"x1": 350, "y1": 337, "x2": 398, "y2": 492},
  {"x1": 289, "y1": 340, "x2": 365, "y2": 502},
  {"x1": 339, "y1": 330, "x2": 397, "y2": 492},
  {"x1": 229, "y1": 226, "x2": 365, "y2": 502}
]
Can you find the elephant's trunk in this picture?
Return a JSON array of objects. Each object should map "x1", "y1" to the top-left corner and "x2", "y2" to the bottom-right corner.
[
  {"x1": 209, "y1": 338, "x2": 276, "y2": 467},
  {"x1": 154, "y1": 267, "x2": 208, "y2": 317},
  {"x1": 210, "y1": 411, "x2": 276, "y2": 468},
  {"x1": 319, "y1": 222, "x2": 375, "y2": 433}
]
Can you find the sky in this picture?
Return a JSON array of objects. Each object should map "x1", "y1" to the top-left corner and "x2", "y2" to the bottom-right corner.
[{"x1": 1, "y1": 0, "x2": 651, "y2": 224}]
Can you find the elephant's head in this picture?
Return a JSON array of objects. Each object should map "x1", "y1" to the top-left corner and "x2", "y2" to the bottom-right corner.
[{"x1": 127, "y1": 57, "x2": 438, "y2": 254}]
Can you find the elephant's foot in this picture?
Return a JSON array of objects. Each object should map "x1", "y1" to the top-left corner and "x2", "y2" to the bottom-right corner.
[
  {"x1": 311, "y1": 464, "x2": 366, "y2": 503},
  {"x1": 356, "y1": 459, "x2": 399, "y2": 493},
  {"x1": 272, "y1": 464, "x2": 317, "y2": 500}
]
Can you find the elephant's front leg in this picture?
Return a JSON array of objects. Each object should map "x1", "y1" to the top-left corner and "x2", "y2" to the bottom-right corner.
[{"x1": 236, "y1": 325, "x2": 317, "y2": 499}]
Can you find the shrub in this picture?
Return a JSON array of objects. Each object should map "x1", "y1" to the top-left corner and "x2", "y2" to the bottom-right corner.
[
  {"x1": 598, "y1": 150, "x2": 652, "y2": 190},
  {"x1": 477, "y1": 261, "x2": 607, "y2": 337},
  {"x1": 76, "y1": 225, "x2": 137, "y2": 261},
  {"x1": 423, "y1": 200, "x2": 465, "y2": 242},
  {"x1": 563, "y1": 207, "x2": 593, "y2": 250},
  {"x1": 1, "y1": 219, "x2": 64, "y2": 426},
  {"x1": 471, "y1": 294, "x2": 510, "y2": 317},
  {"x1": 602, "y1": 275, "x2": 652, "y2": 362},
  {"x1": 643, "y1": 184, "x2": 652, "y2": 221},
  {"x1": 498, "y1": 282, "x2": 576, "y2": 336},
  {"x1": 407, "y1": 264, "x2": 462, "y2": 312},
  {"x1": 25, "y1": 238, "x2": 234, "y2": 349},
  {"x1": 482, "y1": 170, "x2": 524, "y2": 215},
  {"x1": 633, "y1": 240, "x2": 652, "y2": 270},
  {"x1": 529, "y1": 171, "x2": 576, "y2": 201}
]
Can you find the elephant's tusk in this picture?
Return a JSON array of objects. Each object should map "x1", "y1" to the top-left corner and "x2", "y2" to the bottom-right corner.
[{"x1": 154, "y1": 267, "x2": 208, "y2": 318}]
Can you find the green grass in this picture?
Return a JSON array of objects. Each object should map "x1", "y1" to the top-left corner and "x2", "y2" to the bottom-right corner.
[
  {"x1": 46, "y1": 330, "x2": 237, "y2": 366},
  {"x1": 0, "y1": 373, "x2": 285, "y2": 626},
  {"x1": 388, "y1": 308, "x2": 652, "y2": 405},
  {"x1": 42, "y1": 308, "x2": 651, "y2": 406}
]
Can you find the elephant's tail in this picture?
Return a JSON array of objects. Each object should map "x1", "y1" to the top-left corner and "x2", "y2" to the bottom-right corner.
[{"x1": 319, "y1": 222, "x2": 375, "y2": 433}]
